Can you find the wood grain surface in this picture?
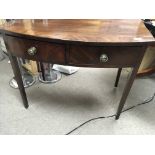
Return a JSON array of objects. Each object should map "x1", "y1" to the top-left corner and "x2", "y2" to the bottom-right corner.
[{"x1": 0, "y1": 19, "x2": 155, "y2": 45}]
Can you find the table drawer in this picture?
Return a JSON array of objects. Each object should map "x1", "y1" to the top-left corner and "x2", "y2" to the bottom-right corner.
[
  {"x1": 6, "y1": 36, "x2": 65, "y2": 63},
  {"x1": 69, "y1": 45, "x2": 143, "y2": 67}
]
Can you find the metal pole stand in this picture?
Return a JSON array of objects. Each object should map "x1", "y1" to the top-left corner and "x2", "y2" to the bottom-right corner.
[{"x1": 38, "y1": 63, "x2": 62, "y2": 83}]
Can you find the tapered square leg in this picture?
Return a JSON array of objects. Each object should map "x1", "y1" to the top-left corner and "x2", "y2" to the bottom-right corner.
[
  {"x1": 114, "y1": 68, "x2": 122, "y2": 87},
  {"x1": 115, "y1": 66, "x2": 139, "y2": 120},
  {"x1": 9, "y1": 55, "x2": 29, "y2": 108}
]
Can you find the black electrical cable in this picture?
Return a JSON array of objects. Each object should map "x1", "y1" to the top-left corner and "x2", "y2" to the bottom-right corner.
[{"x1": 66, "y1": 93, "x2": 155, "y2": 135}]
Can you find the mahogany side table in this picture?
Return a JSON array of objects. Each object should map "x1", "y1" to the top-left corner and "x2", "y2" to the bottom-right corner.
[{"x1": 0, "y1": 19, "x2": 155, "y2": 119}]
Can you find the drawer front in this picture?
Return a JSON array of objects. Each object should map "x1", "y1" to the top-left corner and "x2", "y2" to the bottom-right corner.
[
  {"x1": 6, "y1": 36, "x2": 65, "y2": 63},
  {"x1": 69, "y1": 45, "x2": 143, "y2": 67}
]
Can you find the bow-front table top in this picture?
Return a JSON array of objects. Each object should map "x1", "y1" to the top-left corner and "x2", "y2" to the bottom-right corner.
[{"x1": 0, "y1": 19, "x2": 155, "y2": 45}]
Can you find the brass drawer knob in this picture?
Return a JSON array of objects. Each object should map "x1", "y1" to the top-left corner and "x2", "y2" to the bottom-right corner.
[
  {"x1": 27, "y1": 47, "x2": 37, "y2": 56},
  {"x1": 100, "y1": 54, "x2": 108, "y2": 62}
]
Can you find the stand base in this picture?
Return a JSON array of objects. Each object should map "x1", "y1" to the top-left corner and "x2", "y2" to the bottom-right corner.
[
  {"x1": 9, "y1": 73, "x2": 36, "y2": 89},
  {"x1": 38, "y1": 70, "x2": 62, "y2": 84}
]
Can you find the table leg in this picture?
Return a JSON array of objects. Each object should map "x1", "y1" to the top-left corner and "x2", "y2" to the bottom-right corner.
[
  {"x1": 115, "y1": 66, "x2": 139, "y2": 120},
  {"x1": 114, "y1": 68, "x2": 122, "y2": 87},
  {"x1": 9, "y1": 54, "x2": 29, "y2": 108}
]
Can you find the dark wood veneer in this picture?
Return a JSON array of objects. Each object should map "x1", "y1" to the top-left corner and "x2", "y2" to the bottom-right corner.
[
  {"x1": 6, "y1": 35, "x2": 65, "y2": 64},
  {"x1": 69, "y1": 45, "x2": 143, "y2": 67},
  {"x1": 1, "y1": 19, "x2": 155, "y2": 120},
  {"x1": 0, "y1": 19, "x2": 155, "y2": 46}
]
